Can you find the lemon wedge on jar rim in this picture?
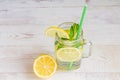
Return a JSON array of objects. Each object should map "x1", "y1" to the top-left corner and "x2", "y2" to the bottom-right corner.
[{"x1": 45, "y1": 26, "x2": 69, "y2": 38}]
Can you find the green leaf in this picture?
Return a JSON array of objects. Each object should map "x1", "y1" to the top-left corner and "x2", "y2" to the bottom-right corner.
[
  {"x1": 57, "y1": 43, "x2": 64, "y2": 50},
  {"x1": 69, "y1": 23, "x2": 79, "y2": 40},
  {"x1": 55, "y1": 41, "x2": 59, "y2": 45},
  {"x1": 75, "y1": 42, "x2": 83, "y2": 48},
  {"x1": 69, "y1": 25, "x2": 74, "y2": 40},
  {"x1": 61, "y1": 37, "x2": 69, "y2": 40}
]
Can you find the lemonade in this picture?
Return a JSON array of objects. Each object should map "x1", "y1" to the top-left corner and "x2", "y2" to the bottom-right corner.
[
  {"x1": 45, "y1": 22, "x2": 91, "y2": 70},
  {"x1": 55, "y1": 22, "x2": 84, "y2": 70}
]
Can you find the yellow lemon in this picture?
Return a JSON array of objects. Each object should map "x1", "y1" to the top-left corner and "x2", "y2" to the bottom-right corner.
[
  {"x1": 56, "y1": 47, "x2": 82, "y2": 62},
  {"x1": 45, "y1": 26, "x2": 69, "y2": 38},
  {"x1": 33, "y1": 54, "x2": 57, "y2": 78}
]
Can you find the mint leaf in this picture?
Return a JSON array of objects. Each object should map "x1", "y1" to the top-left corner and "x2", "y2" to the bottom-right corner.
[
  {"x1": 69, "y1": 23, "x2": 79, "y2": 40},
  {"x1": 55, "y1": 41, "x2": 59, "y2": 45},
  {"x1": 61, "y1": 37, "x2": 69, "y2": 40},
  {"x1": 75, "y1": 42, "x2": 83, "y2": 48},
  {"x1": 57, "y1": 43, "x2": 64, "y2": 50},
  {"x1": 69, "y1": 25, "x2": 74, "y2": 40}
]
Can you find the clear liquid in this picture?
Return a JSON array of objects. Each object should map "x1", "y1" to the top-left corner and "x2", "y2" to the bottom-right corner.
[
  {"x1": 55, "y1": 29, "x2": 84, "y2": 70},
  {"x1": 57, "y1": 59, "x2": 81, "y2": 70},
  {"x1": 55, "y1": 44, "x2": 83, "y2": 70}
]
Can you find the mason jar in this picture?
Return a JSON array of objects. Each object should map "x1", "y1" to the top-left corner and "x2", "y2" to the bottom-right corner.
[{"x1": 55, "y1": 22, "x2": 92, "y2": 70}]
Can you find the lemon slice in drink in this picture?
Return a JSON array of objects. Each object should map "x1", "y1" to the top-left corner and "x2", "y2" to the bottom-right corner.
[
  {"x1": 33, "y1": 54, "x2": 57, "y2": 78},
  {"x1": 45, "y1": 26, "x2": 69, "y2": 38},
  {"x1": 56, "y1": 47, "x2": 82, "y2": 62}
]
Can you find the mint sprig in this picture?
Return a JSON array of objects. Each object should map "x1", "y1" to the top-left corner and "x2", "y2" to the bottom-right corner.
[{"x1": 69, "y1": 23, "x2": 79, "y2": 40}]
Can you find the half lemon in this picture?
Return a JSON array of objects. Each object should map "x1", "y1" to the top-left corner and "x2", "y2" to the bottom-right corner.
[{"x1": 33, "y1": 54, "x2": 57, "y2": 78}]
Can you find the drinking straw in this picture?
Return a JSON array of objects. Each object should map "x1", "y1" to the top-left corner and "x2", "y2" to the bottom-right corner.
[
  {"x1": 76, "y1": 4, "x2": 87, "y2": 39},
  {"x1": 68, "y1": 4, "x2": 87, "y2": 70}
]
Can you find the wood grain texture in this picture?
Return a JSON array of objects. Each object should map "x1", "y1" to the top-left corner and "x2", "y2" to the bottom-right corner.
[
  {"x1": 0, "y1": 72, "x2": 120, "y2": 80},
  {"x1": 0, "y1": 45, "x2": 120, "y2": 73},
  {"x1": 0, "y1": 0, "x2": 120, "y2": 8},
  {"x1": 0, "y1": 6, "x2": 120, "y2": 45},
  {"x1": 0, "y1": 0, "x2": 120, "y2": 80}
]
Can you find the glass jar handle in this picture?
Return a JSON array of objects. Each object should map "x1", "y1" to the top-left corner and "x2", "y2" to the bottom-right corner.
[{"x1": 82, "y1": 40, "x2": 92, "y2": 58}]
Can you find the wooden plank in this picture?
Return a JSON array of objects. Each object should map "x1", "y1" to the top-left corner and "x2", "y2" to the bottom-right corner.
[
  {"x1": 0, "y1": 7, "x2": 120, "y2": 25},
  {"x1": 0, "y1": 46, "x2": 54, "y2": 73},
  {"x1": 0, "y1": 0, "x2": 120, "y2": 9},
  {"x1": 0, "y1": 7, "x2": 119, "y2": 45},
  {"x1": 0, "y1": 24, "x2": 120, "y2": 45},
  {"x1": 0, "y1": 45, "x2": 120, "y2": 73},
  {"x1": 0, "y1": 72, "x2": 120, "y2": 80}
]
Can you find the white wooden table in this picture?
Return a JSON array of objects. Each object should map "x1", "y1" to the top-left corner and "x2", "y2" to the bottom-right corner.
[{"x1": 0, "y1": 0, "x2": 120, "y2": 80}]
